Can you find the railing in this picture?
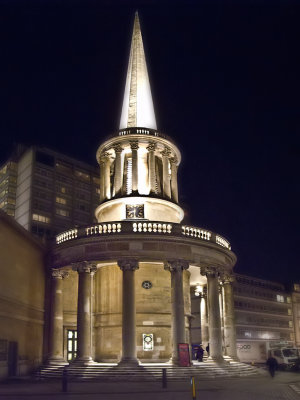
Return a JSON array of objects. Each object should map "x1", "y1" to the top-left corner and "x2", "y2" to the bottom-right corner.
[
  {"x1": 182, "y1": 225, "x2": 211, "y2": 241},
  {"x1": 118, "y1": 127, "x2": 167, "y2": 139},
  {"x1": 216, "y1": 235, "x2": 231, "y2": 250},
  {"x1": 55, "y1": 221, "x2": 231, "y2": 251},
  {"x1": 133, "y1": 222, "x2": 172, "y2": 233}
]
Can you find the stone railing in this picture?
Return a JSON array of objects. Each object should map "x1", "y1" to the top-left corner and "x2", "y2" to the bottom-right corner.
[
  {"x1": 133, "y1": 222, "x2": 172, "y2": 233},
  {"x1": 182, "y1": 225, "x2": 211, "y2": 241},
  {"x1": 118, "y1": 127, "x2": 167, "y2": 139},
  {"x1": 55, "y1": 221, "x2": 231, "y2": 251}
]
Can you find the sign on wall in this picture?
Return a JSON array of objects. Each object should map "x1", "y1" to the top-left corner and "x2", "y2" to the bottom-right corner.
[{"x1": 143, "y1": 334, "x2": 153, "y2": 351}]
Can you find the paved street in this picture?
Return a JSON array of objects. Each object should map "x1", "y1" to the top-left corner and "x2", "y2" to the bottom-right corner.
[{"x1": 1, "y1": 370, "x2": 300, "y2": 400}]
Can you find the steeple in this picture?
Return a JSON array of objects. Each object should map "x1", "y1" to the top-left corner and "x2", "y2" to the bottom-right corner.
[{"x1": 119, "y1": 12, "x2": 157, "y2": 130}]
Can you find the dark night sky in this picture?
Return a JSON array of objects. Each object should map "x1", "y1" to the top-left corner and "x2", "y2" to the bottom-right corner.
[{"x1": 0, "y1": 1, "x2": 299, "y2": 285}]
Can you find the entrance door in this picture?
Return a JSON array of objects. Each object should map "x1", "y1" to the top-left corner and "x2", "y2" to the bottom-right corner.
[
  {"x1": 67, "y1": 330, "x2": 77, "y2": 361},
  {"x1": 8, "y1": 341, "x2": 18, "y2": 376}
]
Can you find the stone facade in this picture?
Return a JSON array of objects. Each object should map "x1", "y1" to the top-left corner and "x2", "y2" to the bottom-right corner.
[{"x1": 0, "y1": 210, "x2": 45, "y2": 379}]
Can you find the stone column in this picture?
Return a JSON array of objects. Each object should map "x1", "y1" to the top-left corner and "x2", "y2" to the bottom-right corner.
[
  {"x1": 219, "y1": 284, "x2": 225, "y2": 351},
  {"x1": 103, "y1": 152, "x2": 111, "y2": 200},
  {"x1": 73, "y1": 262, "x2": 97, "y2": 364},
  {"x1": 113, "y1": 144, "x2": 123, "y2": 196},
  {"x1": 200, "y1": 287, "x2": 209, "y2": 346},
  {"x1": 203, "y1": 267, "x2": 223, "y2": 361},
  {"x1": 48, "y1": 269, "x2": 69, "y2": 364},
  {"x1": 170, "y1": 156, "x2": 178, "y2": 203},
  {"x1": 99, "y1": 157, "x2": 105, "y2": 202},
  {"x1": 118, "y1": 259, "x2": 139, "y2": 366},
  {"x1": 161, "y1": 147, "x2": 171, "y2": 199},
  {"x1": 222, "y1": 274, "x2": 238, "y2": 360},
  {"x1": 165, "y1": 260, "x2": 189, "y2": 365},
  {"x1": 147, "y1": 142, "x2": 156, "y2": 194},
  {"x1": 130, "y1": 141, "x2": 139, "y2": 193}
]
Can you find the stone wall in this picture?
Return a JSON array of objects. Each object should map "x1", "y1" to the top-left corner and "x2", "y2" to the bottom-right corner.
[{"x1": 0, "y1": 211, "x2": 45, "y2": 379}]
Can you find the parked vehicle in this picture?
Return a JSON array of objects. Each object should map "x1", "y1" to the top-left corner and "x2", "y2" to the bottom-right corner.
[{"x1": 268, "y1": 347, "x2": 300, "y2": 370}]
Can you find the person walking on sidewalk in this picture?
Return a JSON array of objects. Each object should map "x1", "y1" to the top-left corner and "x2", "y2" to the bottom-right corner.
[{"x1": 266, "y1": 356, "x2": 278, "y2": 378}]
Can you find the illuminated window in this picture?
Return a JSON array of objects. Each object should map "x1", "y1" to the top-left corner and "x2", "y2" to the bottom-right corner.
[
  {"x1": 67, "y1": 330, "x2": 77, "y2": 361},
  {"x1": 126, "y1": 158, "x2": 132, "y2": 194},
  {"x1": 289, "y1": 321, "x2": 293, "y2": 328},
  {"x1": 32, "y1": 213, "x2": 50, "y2": 223},
  {"x1": 294, "y1": 284, "x2": 300, "y2": 292},
  {"x1": 56, "y1": 208, "x2": 69, "y2": 217},
  {"x1": 56, "y1": 196, "x2": 67, "y2": 205},
  {"x1": 95, "y1": 188, "x2": 100, "y2": 194},
  {"x1": 276, "y1": 295, "x2": 284, "y2": 303},
  {"x1": 0, "y1": 200, "x2": 7, "y2": 208},
  {"x1": 287, "y1": 297, "x2": 291, "y2": 304},
  {"x1": 74, "y1": 170, "x2": 90, "y2": 181},
  {"x1": 288, "y1": 309, "x2": 292, "y2": 315}
]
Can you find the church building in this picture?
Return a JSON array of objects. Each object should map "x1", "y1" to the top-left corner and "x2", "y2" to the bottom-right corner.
[
  {"x1": 0, "y1": 13, "x2": 250, "y2": 380},
  {"x1": 49, "y1": 12, "x2": 237, "y2": 367}
]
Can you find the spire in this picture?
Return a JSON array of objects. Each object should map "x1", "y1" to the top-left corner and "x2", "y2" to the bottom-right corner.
[{"x1": 120, "y1": 12, "x2": 157, "y2": 130}]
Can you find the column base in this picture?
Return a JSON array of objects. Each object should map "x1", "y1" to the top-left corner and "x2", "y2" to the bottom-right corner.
[
  {"x1": 118, "y1": 357, "x2": 140, "y2": 367},
  {"x1": 71, "y1": 357, "x2": 96, "y2": 366},
  {"x1": 208, "y1": 356, "x2": 226, "y2": 364},
  {"x1": 47, "y1": 357, "x2": 68, "y2": 366}
]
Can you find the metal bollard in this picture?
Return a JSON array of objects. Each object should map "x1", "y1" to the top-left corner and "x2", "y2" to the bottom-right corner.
[
  {"x1": 62, "y1": 367, "x2": 68, "y2": 393},
  {"x1": 191, "y1": 376, "x2": 196, "y2": 400},
  {"x1": 162, "y1": 368, "x2": 167, "y2": 388}
]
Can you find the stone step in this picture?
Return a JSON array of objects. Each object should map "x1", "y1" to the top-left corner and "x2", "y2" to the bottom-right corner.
[{"x1": 35, "y1": 361, "x2": 259, "y2": 381}]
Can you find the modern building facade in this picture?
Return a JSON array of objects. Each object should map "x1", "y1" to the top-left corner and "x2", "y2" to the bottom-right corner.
[
  {"x1": 0, "y1": 146, "x2": 100, "y2": 240},
  {"x1": 191, "y1": 274, "x2": 300, "y2": 363}
]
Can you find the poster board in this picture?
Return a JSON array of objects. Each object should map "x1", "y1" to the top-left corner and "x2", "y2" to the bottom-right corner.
[{"x1": 178, "y1": 343, "x2": 190, "y2": 367}]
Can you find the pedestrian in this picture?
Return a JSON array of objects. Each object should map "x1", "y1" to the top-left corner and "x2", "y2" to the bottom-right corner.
[
  {"x1": 266, "y1": 356, "x2": 277, "y2": 378},
  {"x1": 197, "y1": 345, "x2": 204, "y2": 362},
  {"x1": 206, "y1": 343, "x2": 210, "y2": 356}
]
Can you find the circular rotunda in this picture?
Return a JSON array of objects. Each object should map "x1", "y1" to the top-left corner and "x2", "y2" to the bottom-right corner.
[{"x1": 47, "y1": 12, "x2": 238, "y2": 370}]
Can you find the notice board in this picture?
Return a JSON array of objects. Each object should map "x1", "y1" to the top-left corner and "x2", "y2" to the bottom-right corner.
[{"x1": 178, "y1": 343, "x2": 190, "y2": 367}]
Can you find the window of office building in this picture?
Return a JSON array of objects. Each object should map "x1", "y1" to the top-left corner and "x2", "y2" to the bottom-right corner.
[
  {"x1": 56, "y1": 196, "x2": 67, "y2": 205},
  {"x1": 276, "y1": 295, "x2": 284, "y2": 303},
  {"x1": 56, "y1": 208, "x2": 70, "y2": 217},
  {"x1": 32, "y1": 213, "x2": 51, "y2": 223},
  {"x1": 74, "y1": 170, "x2": 90, "y2": 181}
]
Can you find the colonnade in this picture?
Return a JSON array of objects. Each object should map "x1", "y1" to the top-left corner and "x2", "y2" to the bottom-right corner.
[
  {"x1": 47, "y1": 261, "x2": 237, "y2": 366},
  {"x1": 198, "y1": 268, "x2": 238, "y2": 360},
  {"x1": 98, "y1": 142, "x2": 178, "y2": 203}
]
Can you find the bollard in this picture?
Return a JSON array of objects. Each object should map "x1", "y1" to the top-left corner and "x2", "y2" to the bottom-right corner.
[
  {"x1": 191, "y1": 376, "x2": 196, "y2": 400},
  {"x1": 162, "y1": 368, "x2": 167, "y2": 388},
  {"x1": 62, "y1": 367, "x2": 68, "y2": 393}
]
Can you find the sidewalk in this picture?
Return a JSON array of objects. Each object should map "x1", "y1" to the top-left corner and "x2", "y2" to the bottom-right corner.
[{"x1": 0, "y1": 370, "x2": 300, "y2": 400}]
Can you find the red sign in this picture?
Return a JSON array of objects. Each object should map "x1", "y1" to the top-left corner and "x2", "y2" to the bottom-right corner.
[{"x1": 178, "y1": 343, "x2": 190, "y2": 367}]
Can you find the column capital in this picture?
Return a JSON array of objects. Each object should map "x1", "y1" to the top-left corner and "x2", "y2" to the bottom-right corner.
[
  {"x1": 164, "y1": 260, "x2": 189, "y2": 272},
  {"x1": 220, "y1": 273, "x2": 235, "y2": 285},
  {"x1": 72, "y1": 261, "x2": 98, "y2": 275},
  {"x1": 51, "y1": 269, "x2": 69, "y2": 279},
  {"x1": 113, "y1": 143, "x2": 123, "y2": 153},
  {"x1": 161, "y1": 147, "x2": 171, "y2": 157},
  {"x1": 118, "y1": 259, "x2": 139, "y2": 272},
  {"x1": 100, "y1": 151, "x2": 111, "y2": 162},
  {"x1": 130, "y1": 141, "x2": 139, "y2": 150},
  {"x1": 201, "y1": 265, "x2": 218, "y2": 277},
  {"x1": 146, "y1": 142, "x2": 156, "y2": 152},
  {"x1": 170, "y1": 156, "x2": 178, "y2": 164}
]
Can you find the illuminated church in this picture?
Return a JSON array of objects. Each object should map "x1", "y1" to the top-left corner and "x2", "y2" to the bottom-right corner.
[{"x1": 49, "y1": 12, "x2": 238, "y2": 368}]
